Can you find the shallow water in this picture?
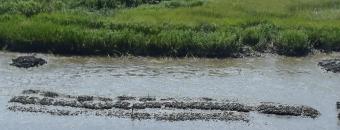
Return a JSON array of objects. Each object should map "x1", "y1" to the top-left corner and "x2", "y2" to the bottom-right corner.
[{"x1": 0, "y1": 51, "x2": 340, "y2": 130}]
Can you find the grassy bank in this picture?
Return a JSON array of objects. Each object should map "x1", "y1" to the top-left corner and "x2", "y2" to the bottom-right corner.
[{"x1": 0, "y1": 0, "x2": 340, "y2": 57}]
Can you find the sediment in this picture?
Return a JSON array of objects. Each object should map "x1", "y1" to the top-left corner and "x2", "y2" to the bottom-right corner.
[{"x1": 7, "y1": 90, "x2": 321, "y2": 122}]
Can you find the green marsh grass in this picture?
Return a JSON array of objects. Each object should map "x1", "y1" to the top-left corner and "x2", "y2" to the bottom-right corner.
[{"x1": 1, "y1": 0, "x2": 340, "y2": 57}]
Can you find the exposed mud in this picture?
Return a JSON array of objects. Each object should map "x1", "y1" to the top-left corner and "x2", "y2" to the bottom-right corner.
[
  {"x1": 10, "y1": 56, "x2": 47, "y2": 68},
  {"x1": 7, "y1": 90, "x2": 321, "y2": 122},
  {"x1": 318, "y1": 59, "x2": 340, "y2": 73}
]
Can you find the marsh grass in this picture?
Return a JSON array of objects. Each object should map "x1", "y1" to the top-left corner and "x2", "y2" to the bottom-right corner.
[
  {"x1": 0, "y1": 0, "x2": 340, "y2": 57},
  {"x1": 275, "y1": 30, "x2": 310, "y2": 56}
]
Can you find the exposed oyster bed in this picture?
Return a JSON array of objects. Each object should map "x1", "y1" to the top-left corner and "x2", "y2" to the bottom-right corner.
[
  {"x1": 10, "y1": 56, "x2": 47, "y2": 68},
  {"x1": 318, "y1": 59, "x2": 340, "y2": 73},
  {"x1": 7, "y1": 90, "x2": 321, "y2": 122}
]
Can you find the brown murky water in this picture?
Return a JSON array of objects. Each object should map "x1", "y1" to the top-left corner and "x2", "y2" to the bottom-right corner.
[{"x1": 0, "y1": 51, "x2": 340, "y2": 130}]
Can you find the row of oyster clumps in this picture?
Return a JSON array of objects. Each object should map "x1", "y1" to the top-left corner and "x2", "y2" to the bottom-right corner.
[{"x1": 7, "y1": 89, "x2": 321, "y2": 122}]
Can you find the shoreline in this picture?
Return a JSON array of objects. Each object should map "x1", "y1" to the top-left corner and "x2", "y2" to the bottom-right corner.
[{"x1": 0, "y1": 49, "x2": 339, "y2": 59}]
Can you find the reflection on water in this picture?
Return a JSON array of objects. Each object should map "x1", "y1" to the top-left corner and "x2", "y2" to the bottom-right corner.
[{"x1": 0, "y1": 52, "x2": 340, "y2": 130}]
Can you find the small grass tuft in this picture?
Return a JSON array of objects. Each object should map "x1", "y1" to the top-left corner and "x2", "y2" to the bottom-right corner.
[{"x1": 275, "y1": 30, "x2": 310, "y2": 56}]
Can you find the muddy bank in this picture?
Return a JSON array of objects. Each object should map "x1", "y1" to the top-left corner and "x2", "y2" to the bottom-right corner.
[
  {"x1": 318, "y1": 59, "x2": 340, "y2": 73},
  {"x1": 7, "y1": 90, "x2": 321, "y2": 121},
  {"x1": 10, "y1": 56, "x2": 46, "y2": 68}
]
